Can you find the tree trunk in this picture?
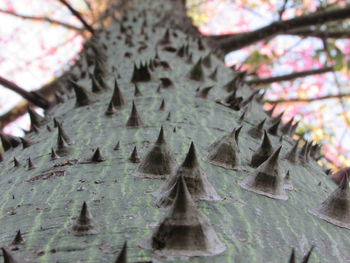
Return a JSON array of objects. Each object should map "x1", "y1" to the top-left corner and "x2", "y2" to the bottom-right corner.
[{"x1": 0, "y1": 0, "x2": 347, "y2": 262}]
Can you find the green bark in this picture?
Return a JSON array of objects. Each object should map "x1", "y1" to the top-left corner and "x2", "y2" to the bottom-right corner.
[{"x1": 0, "y1": 0, "x2": 346, "y2": 262}]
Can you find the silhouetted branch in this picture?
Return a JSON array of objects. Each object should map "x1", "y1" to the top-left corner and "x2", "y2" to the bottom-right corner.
[
  {"x1": 287, "y1": 29, "x2": 350, "y2": 39},
  {"x1": 58, "y1": 0, "x2": 95, "y2": 34},
  {"x1": 0, "y1": 8, "x2": 82, "y2": 31},
  {"x1": 0, "y1": 73, "x2": 70, "y2": 130},
  {"x1": 247, "y1": 66, "x2": 333, "y2": 85},
  {"x1": 265, "y1": 93, "x2": 350, "y2": 104},
  {"x1": 207, "y1": 5, "x2": 350, "y2": 52},
  {"x1": 278, "y1": 0, "x2": 289, "y2": 20},
  {"x1": 0, "y1": 76, "x2": 51, "y2": 109},
  {"x1": 0, "y1": 101, "x2": 29, "y2": 130}
]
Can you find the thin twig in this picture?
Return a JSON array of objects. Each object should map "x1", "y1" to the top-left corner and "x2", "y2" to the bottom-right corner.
[
  {"x1": 287, "y1": 29, "x2": 350, "y2": 39},
  {"x1": 58, "y1": 0, "x2": 95, "y2": 34},
  {"x1": 265, "y1": 93, "x2": 350, "y2": 104},
  {"x1": 246, "y1": 66, "x2": 333, "y2": 85},
  {"x1": 278, "y1": 0, "x2": 289, "y2": 20},
  {"x1": 0, "y1": 8, "x2": 82, "y2": 31}
]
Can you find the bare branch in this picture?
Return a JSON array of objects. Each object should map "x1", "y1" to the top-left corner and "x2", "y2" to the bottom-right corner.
[
  {"x1": 286, "y1": 29, "x2": 350, "y2": 39},
  {"x1": 246, "y1": 66, "x2": 333, "y2": 85},
  {"x1": 0, "y1": 72, "x2": 70, "y2": 130},
  {"x1": 0, "y1": 8, "x2": 82, "y2": 31},
  {"x1": 207, "y1": 5, "x2": 350, "y2": 53},
  {"x1": 0, "y1": 76, "x2": 51, "y2": 109},
  {"x1": 58, "y1": 0, "x2": 95, "y2": 34},
  {"x1": 265, "y1": 93, "x2": 350, "y2": 104},
  {"x1": 0, "y1": 100, "x2": 29, "y2": 131},
  {"x1": 278, "y1": 0, "x2": 289, "y2": 20}
]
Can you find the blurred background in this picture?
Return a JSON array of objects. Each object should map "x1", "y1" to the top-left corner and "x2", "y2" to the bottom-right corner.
[{"x1": 0, "y1": 0, "x2": 349, "y2": 170}]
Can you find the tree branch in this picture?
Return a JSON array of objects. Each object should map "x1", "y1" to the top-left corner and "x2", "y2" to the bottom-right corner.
[
  {"x1": 246, "y1": 66, "x2": 333, "y2": 85},
  {"x1": 278, "y1": 0, "x2": 289, "y2": 20},
  {"x1": 0, "y1": 100, "x2": 30, "y2": 131},
  {"x1": 207, "y1": 5, "x2": 350, "y2": 53},
  {"x1": 58, "y1": 0, "x2": 95, "y2": 34},
  {"x1": 286, "y1": 28, "x2": 350, "y2": 39},
  {"x1": 265, "y1": 93, "x2": 350, "y2": 104},
  {"x1": 0, "y1": 76, "x2": 51, "y2": 109},
  {"x1": 0, "y1": 8, "x2": 82, "y2": 31},
  {"x1": 0, "y1": 71, "x2": 70, "y2": 130}
]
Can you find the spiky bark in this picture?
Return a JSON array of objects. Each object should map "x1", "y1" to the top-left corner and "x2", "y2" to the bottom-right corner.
[{"x1": 0, "y1": 0, "x2": 346, "y2": 262}]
